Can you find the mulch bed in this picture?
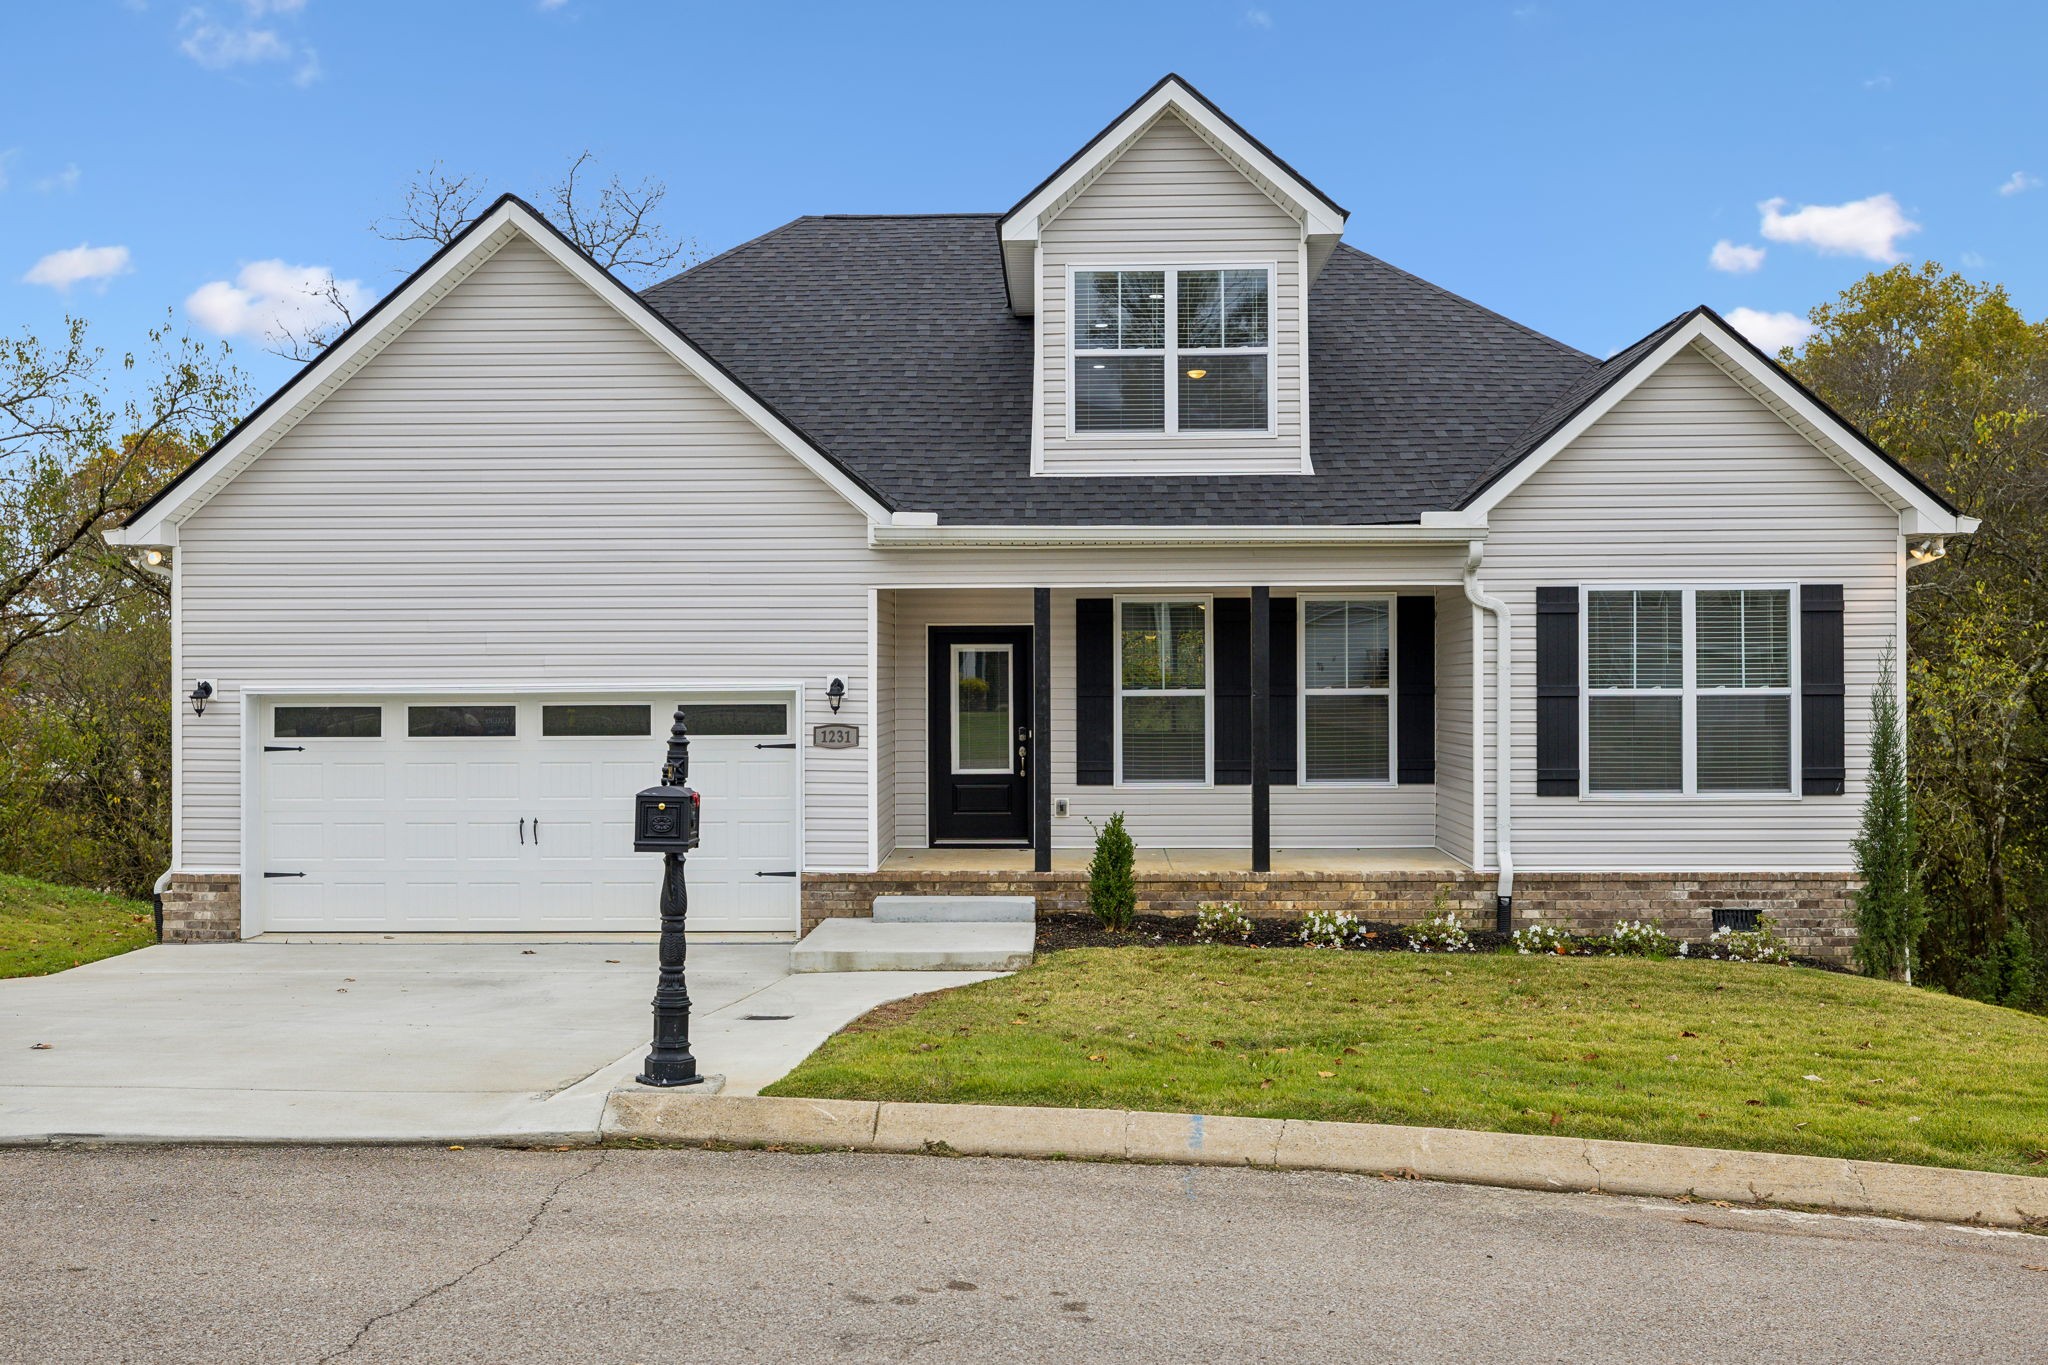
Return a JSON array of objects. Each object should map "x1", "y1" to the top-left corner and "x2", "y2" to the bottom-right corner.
[{"x1": 1033, "y1": 911, "x2": 1511, "y2": 954}]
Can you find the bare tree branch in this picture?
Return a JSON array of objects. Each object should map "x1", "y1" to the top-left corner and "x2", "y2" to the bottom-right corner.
[
  {"x1": 546, "y1": 150, "x2": 697, "y2": 277},
  {"x1": 262, "y1": 276, "x2": 358, "y2": 365},
  {"x1": 372, "y1": 161, "x2": 486, "y2": 248}
]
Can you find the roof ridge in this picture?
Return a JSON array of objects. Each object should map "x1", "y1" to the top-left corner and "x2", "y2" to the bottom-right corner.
[
  {"x1": 1331, "y1": 242, "x2": 1594, "y2": 364},
  {"x1": 806, "y1": 212, "x2": 1002, "y2": 220},
  {"x1": 642, "y1": 216, "x2": 817, "y2": 293}
]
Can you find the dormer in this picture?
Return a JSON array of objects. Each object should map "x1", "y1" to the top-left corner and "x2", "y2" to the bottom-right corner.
[{"x1": 1002, "y1": 75, "x2": 1348, "y2": 478}]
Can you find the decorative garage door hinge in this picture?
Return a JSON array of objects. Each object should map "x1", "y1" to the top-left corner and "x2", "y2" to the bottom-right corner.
[
  {"x1": 263, "y1": 745, "x2": 304, "y2": 752},
  {"x1": 754, "y1": 871, "x2": 798, "y2": 878},
  {"x1": 263, "y1": 871, "x2": 306, "y2": 878},
  {"x1": 754, "y1": 742, "x2": 797, "y2": 749}
]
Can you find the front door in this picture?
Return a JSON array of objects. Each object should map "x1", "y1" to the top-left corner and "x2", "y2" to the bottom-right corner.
[{"x1": 928, "y1": 627, "x2": 1033, "y2": 845}]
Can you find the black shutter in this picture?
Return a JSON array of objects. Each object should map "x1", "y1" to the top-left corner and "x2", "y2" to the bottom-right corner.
[
  {"x1": 1213, "y1": 597, "x2": 1252, "y2": 785},
  {"x1": 1076, "y1": 597, "x2": 1115, "y2": 786},
  {"x1": 1270, "y1": 596, "x2": 1297, "y2": 785},
  {"x1": 1396, "y1": 595, "x2": 1436, "y2": 784},
  {"x1": 1535, "y1": 587, "x2": 1580, "y2": 797},
  {"x1": 1801, "y1": 584, "x2": 1846, "y2": 796}
]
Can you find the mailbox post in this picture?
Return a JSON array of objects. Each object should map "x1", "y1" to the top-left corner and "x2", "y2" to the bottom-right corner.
[{"x1": 634, "y1": 706, "x2": 704, "y2": 1086}]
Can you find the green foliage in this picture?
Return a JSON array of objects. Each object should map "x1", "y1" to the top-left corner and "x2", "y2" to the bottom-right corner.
[
  {"x1": 1853, "y1": 644, "x2": 1925, "y2": 979},
  {"x1": 1962, "y1": 924, "x2": 2041, "y2": 1011},
  {"x1": 1193, "y1": 901, "x2": 1254, "y2": 944},
  {"x1": 1085, "y1": 811, "x2": 1136, "y2": 931},
  {"x1": 0, "y1": 871, "x2": 154, "y2": 978},
  {"x1": 1602, "y1": 919, "x2": 1676, "y2": 958}
]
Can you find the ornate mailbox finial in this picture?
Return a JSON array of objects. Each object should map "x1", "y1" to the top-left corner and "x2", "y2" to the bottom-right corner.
[{"x1": 663, "y1": 706, "x2": 691, "y2": 787}]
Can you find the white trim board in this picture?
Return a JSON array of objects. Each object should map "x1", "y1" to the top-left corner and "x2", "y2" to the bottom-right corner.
[{"x1": 108, "y1": 197, "x2": 893, "y2": 549}]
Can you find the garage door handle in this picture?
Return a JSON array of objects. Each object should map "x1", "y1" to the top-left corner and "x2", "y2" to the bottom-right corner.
[
  {"x1": 519, "y1": 818, "x2": 525, "y2": 845},
  {"x1": 755, "y1": 742, "x2": 797, "y2": 749},
  {"x1": 755, "y1": 871, "x2": 798, "y2": 878},
  {"x1": 264, "y1": 745, "x2": 304, "y2": 752},
  {"x1": 532, "y1": 819, "x2": 539, "y2": 844}
]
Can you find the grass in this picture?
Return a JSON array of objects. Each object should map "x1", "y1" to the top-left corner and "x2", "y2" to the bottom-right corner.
[
  {"x1": 0, "y1": 873, "x2": 156, "y2": 979},
  {"x1": 764, "y1": 947, "x2": 2048, "y2": 1177}
]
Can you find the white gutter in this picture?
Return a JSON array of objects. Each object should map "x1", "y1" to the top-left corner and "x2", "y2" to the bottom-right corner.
[
  {"x1": 870, "y1": 524, "x2": 1488, "y2": 550},
  {"x1": 1462, "y1": 541, "x2": 1514, "y2": 923}
]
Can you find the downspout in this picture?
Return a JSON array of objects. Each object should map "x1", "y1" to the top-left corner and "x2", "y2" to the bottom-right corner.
[{"x1": 1462, "y1": 542, "x2": 1514, "y2": 932}]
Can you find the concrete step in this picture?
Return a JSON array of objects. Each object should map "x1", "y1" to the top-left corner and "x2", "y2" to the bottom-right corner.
[
  {"x1": 872, "y1": 895, "x2": 1036, "y2": 924},
  {"x1": 789, "y1": 920, "x2": 1035, "y2": 973}
]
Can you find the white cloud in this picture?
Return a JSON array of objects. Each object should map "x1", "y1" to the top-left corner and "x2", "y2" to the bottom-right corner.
[
  {"x1": 1862, "y1": 73, "x2": 1892, "y2": 91},
  {"x1": 1998, "y1": 171, "x2": 2040, "y2": 197},
  {"x1": 178, "y1": 2, "x2": 319, "y2": 84},
  {"x1": 1725, "y1": 307, "x2": 1816, "y2": 354},
  {"x1": 35, "y1": 164, "x2": 81, "y2": 193},
  {"x1": 186, "y1": 259, "x2": 364, "y2": 341},
  {"x1": 1242, "y1": 6, "x2": 1272, "y2": 26},
  {"x1": 1757, "y1": 193, "x2": 1919, "y2": 263},
  {"x1": 1708, "y1": 239, "x2": 1765, "y2": 274},
  {"x1": 23, "y1": 243, "x2": 134, "y2": 291}
]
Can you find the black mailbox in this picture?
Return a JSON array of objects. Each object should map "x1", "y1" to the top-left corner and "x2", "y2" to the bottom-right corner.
[{"x1": 634, "y1": 781, "x2": 699, "y2": 853}]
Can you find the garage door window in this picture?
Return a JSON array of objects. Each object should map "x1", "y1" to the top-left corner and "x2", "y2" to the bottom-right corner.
[
  {"x1": 685, "y1": 704, "x2": 788, "y2": 737},
  {"x1": 407, "y1": 705, "x2": 516, "y2": 738},
  {"x1": 542, "y1": 704, "x2": 652, "y2": 737},
  {"x1": 274, "y1": 705, "x2": 381, "y2": 739}
]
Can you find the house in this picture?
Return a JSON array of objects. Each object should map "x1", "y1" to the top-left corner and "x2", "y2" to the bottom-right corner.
[{"x1": 109, "y1": 75, "x2": 1974, "y2": 960}]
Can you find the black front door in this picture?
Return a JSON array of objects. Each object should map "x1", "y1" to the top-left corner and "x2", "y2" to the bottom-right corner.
[{"x1": 928, "y1": 626, "x2": 1033, "y2": 845}]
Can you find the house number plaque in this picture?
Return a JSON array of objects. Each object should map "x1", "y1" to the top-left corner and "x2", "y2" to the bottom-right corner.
[{"x1": 812, "y1": 724, "x2": 860, "y2": 749}]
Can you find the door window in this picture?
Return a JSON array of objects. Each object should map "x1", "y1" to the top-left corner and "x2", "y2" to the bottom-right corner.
[{"x1": 952, "y1": 645, "x2": 1013, "y2": 774}]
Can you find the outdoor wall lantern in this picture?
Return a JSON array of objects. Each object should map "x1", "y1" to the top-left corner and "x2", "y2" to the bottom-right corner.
[
  {"x1": 826, "y1": 676, "x2": 847, "y2": 713},
  {"x1": 189, "y1": 680, "x2": 214, "y2": 717}
]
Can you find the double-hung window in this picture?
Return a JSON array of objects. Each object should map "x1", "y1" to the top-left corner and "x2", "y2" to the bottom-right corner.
[
  {"x1": 1585, "y1": 587, "x2": 1794, "y2": 795},
  {"x1": 1073, "y1": 268, "x2": 1270, "y2": 434},
  {"x1": 1300, "y1": 597, "x2": 1393, "y2": 782},
  {"x1": 1117, "y1": 599, "x2": 1209, "y2": 783}
]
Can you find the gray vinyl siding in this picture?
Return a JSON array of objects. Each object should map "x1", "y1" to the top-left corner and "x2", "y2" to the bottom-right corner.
[
  {"x1": 1432, "y1": 591, "x2": 1476, "y2": 865},
  {"x1": 1037, "y1": 110, "x2": 1307, "y2": 476},
  {"x1": 887, "y1": 588, "x2": 1436, "y2": 853},
  {"x1": 1481, "y1": 343, "x2": 1901, "y2": 872},
  {"x1": 173, "y1": 235, "x2": 878, "y2": 872}
]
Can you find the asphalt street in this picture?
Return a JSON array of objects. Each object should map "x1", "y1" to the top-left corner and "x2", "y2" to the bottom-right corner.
[{"x1": 2, "y1": 1144, "x2": 2043, "y2": 1363}]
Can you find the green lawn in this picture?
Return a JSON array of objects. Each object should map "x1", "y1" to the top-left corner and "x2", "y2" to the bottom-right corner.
[
  {"x1": 0, "y1": 873, "x2": 156, "y2": 979},
  {"x1": 765, "y1": 947, "x2": 2048, "y2": 1177}
]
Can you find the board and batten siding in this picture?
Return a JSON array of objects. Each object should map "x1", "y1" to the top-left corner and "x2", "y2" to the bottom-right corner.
[
  {"x1": 1478, "y1": 343, "x2": 1903, "y2": 872},
  {"x1": 887, "y1": 588, "x2": 1437, "y2": 853},
  {"x1": 1432, "y1": 591, "x2": 1477, "y2": 866},
  {"x1": 1036, "y1": 110, "x2": 1306, "y2": 476},
  {"x1": 173, "y1": 235, "x2": 879, "y2": 872}
]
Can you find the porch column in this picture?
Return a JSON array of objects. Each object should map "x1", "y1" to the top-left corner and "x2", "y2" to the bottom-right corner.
[
  {"x1": 1033, "y1": 587, "x2": 1053, "y2": 873},
  {"x1": 1251, "y1": 586, "x2": 1272, "y2": 873}
]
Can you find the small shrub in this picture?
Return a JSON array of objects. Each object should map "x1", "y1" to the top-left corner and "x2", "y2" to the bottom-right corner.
[
  {"x1": 1193, "y1": 901, "x2": 1255, "y2": 944},
  {"x1": 1605, "y1": 919, "x2": 1676, "y2": 958},
  {"x1": 1085, "y1": 812, "x2": 1136, "y2": 932},
  {"x1": 1693, "y1": 914, "x2": 1790, "y2": 965},
  {"x1": 1407, "y1": 911, "x2": 1472, "y2": 953},
  {"x1": 1961, "y1": 924, "x2": 2040, "y2": 1008},
  {"x1": 1298, "y1": 908, "x2": 1359, "y2": 949},
  {"x1": 1512, "y1": 924, "x2": 1579, "y2": 956}
]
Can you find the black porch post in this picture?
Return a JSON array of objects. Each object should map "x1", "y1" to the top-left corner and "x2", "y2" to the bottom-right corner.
[
  {"x1": 1251, "y1": 586, "x2": 1272, "y2": 873},
  {"x1": 1033, "y1": 587, "x2": 1053, "y2": 873}
]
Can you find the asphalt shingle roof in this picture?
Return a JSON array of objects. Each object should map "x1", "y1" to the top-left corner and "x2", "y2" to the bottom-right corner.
[{"x1": 640, "y1": 214, "x2": 1604, "y2": 524}]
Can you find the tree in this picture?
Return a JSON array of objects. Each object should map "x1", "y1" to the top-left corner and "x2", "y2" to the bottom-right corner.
[
  {"x1": 1791, "y1": 262, "x2": 2048, "y2": 996},
  {"x1": 1852, "y1": 643, "x2": 1924, "y2": 980},
  {"x1": 1086, "y1": 812, "x2": 1137, "y2": 932},
  {"x1": 1, "y1": 314, "x2": 243, "y2": 679}
]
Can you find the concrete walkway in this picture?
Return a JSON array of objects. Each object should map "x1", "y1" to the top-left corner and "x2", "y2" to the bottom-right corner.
[{"x1": 0, "y1": 943, "x2": 998, "y2": 1144}]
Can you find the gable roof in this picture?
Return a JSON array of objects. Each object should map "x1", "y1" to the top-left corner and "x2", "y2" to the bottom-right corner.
[
  {"x1": 641, "y1": 216, "x2": 1600, "y2": 526},
  {"x1": 112, "y1": 194, "x2": 895, "y2": 544},
  {"x1": 994, "y1": 74, "x2": 1349, "y2": 314}
]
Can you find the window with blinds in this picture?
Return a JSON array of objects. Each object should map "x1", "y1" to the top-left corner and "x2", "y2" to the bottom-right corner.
[
  {"x1": 1586, "y1": 587, "x2": 1795, "y2": 795},
  {"x1": 1301, "y1": 597, "x2": 1392, "y2": 782},
  {"x1": 1073, "y1": 267, "x2": 1270, "y2": 434},
  {"x1": 1118, "y1": 599, "x2": 1209, "y2": 782}
]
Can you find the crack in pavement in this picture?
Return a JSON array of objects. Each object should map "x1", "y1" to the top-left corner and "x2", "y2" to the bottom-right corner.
[{"x1": 315, "y1": 1150, "x2": 609, "y2": 1363}]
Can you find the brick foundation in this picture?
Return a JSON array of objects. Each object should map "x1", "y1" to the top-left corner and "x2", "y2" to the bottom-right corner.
[
  {"x1": 803, "y1": 869, "x2": 1860, "y2": 963},
  {"x1": 159, "y1": 873, "x2": 242, "y2": 943}
]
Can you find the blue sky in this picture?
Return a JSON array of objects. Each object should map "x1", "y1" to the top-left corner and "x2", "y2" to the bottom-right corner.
[{"x1": 6, "y1": 1, "x2": 2044, "y2": 396}]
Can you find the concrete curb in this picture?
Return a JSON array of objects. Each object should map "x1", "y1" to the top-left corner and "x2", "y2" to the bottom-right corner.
[{"x1": 599, "y1": 1091, "x2": 2048, "y2": 1231}]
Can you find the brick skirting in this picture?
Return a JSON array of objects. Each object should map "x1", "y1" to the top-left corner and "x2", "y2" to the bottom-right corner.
[
  {"x1": 802, "y1": 870, "x2": 1860, "y2": 962},
  {"x1": 160, "y1": 873, "x2": 242, "y2": 943}
]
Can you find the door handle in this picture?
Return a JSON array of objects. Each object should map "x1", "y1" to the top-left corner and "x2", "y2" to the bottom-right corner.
[
  {"x1": 519, "y1": 817, "x2": 525, "y2": 845},
  {"x1": 533, "y1": 818, "x2": 539, "y2": 845}
]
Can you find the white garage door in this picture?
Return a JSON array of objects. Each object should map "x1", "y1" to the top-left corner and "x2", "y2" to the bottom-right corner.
[{"x1": 254, "y1": 694, "x2": 800, "y2": 934}]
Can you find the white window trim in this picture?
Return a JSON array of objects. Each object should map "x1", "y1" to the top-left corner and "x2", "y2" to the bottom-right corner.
[
  {"x1": 1297, "y1": 593, "x2": 1398, "y2": 786},
  {"x1": 949, "y1": 643, "x2": 1015, "y2": 776},
  {"x1": 1580, "y1": 584, "x2": 1802, "y2": 801},
  {"x1": 1113, "y1": 594, "x2": 1214, "y2": 787},
  {"x1": 1066, "y1": 264, "x2": 1278, "y2": 440}
]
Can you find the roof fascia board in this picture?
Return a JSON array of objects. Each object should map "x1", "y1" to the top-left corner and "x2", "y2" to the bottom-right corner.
[
  {"x1": 113, "y1": 198, "x2": 892, "y2": 546},
  {"x1": 1459, "y1": 315, "x2": 1970, "y2": 532},
  {"x1": 868, "y1": 524, "x2": 1484, "y2": 549}
]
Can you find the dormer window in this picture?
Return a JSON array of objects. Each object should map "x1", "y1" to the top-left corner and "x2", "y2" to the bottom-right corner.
[{"x1": 1073, "y1": 267, "x2": 1271, "y2": 435}]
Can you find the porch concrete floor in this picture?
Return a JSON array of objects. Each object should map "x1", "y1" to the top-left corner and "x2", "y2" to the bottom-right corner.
[{"x1": 881, "y1": 846, "x2": 1465, "y2": 874}]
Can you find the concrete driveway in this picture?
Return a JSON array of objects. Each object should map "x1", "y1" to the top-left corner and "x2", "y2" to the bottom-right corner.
[{"x1": 0, "y1": 944, "x2": 996, "y2": 1144}]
